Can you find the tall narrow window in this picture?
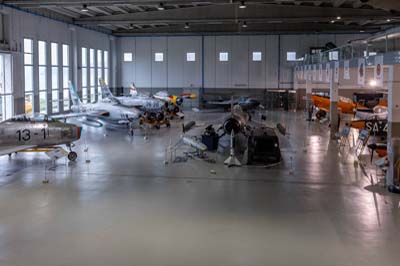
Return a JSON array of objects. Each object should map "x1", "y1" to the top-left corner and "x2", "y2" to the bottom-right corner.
[
  {"x1": 38, "y1": 41, "x2": 47, "y2": 114},
  {"x1": 62, "y1": 44, "x2": 70, "y2": 110},
  {"x1": 0, "y1": 54, "x2": 13, "y2": 121},
  {"x1": 97, "y1": 49, "x2": 103, "y2": 100},
  {"x1": 104, "y1": 51, "x2": 109, "y2": 85},
  {"x1": 51, "y1": 42, "x2": 59, "y2": 113},
  {"x1": 24, "y1": 38, "x2": 34, "y2": 115},
  {"x1": 89, "y1": 48, "x2": 95, "y2": 103},
  {"x1": 81, "y1": 47, "x2": 88, "y2": 104}
]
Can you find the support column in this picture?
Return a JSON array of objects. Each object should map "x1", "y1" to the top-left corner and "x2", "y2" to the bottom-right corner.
[
  {"x1": 305, "y1": 77, "x2": 312, "y2": 121},
  {"x1": 294, "y1": 70, "x2": 299, "y2": 110},
  {"x1": 329, "y1": 74, "x2": 339, "y2": 139},
  {"x1": 387, "y1": 65, "x2": 400, "y2": 187},
  {"x1": 110, "y1": 36, "x2": 117, "y2": 88},
  {"x1": 70, "y1": 26, "x2": 78, "y2": 89}
]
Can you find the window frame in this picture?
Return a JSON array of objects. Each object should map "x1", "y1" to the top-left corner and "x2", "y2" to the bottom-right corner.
[{"x1": 23, "y1": 38, "x2": 34, "y2": 115}]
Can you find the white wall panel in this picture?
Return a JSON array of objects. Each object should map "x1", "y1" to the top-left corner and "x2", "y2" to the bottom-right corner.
[
  {"x1": 167, "y1": 37, "x2": 184, "y2": 88},
  {"x1": 182, "y1": 37, "x2": 202, "y2": 88},
  {"x1": 204, "y1": 36, "x2": 216, "y2": 89},
  {"x1": 249, "y1": 36, "x2": 266, "y2": 88},
  {"x1": 215, "y1": 36, "x2": 232, "y2": 88},
  {"x1": 266, "y1": 35, "x2": 279, "y2": 88},
  {"x1": 120, "y1": 38, "x2": 135, "y2": 87},
  {"x1": 231, "y1": 36, "x2": 249, "y2": 88},
  {"x1": 151, "y1": 37, "x2": 167, "y2": 88},
  {"x1": 135, "y1": 38, "x2": 151, "y2": 88}
]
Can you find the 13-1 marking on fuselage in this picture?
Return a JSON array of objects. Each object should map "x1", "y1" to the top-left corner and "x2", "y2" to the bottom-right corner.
[{"x1": 16, "y1": 128, "x2": 49, "y2": 141}]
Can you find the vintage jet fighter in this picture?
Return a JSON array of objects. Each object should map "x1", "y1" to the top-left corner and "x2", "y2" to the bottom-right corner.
[
  {"x1": 0, "y1": 114, "x2": 81, "y2": 161},
  {"x1": 219, "y1": 104, "x2": 282, "y2": 165},
  {"x1": 99, "y1": 79, "x2": 171, "y2": 129},
  {"x1": 65, "y1": 81, "x2": 141, "y2": 126},
  {"x1": 99, "y1": 79, "x2": 165, "y2": 113}
]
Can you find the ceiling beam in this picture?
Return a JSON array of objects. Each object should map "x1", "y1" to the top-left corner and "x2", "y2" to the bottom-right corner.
[
  {"x1": 46, "y1": 6, "x2": 81, "y2": 18},
  {"x1": 113, "y1": 21, "x2": 382, "y2": 35},
  {"x1": 73, "y1": 3, "x2": 398, "y2": 26},
  {"x1": 3, "y1": 0, "x2": 230, "y2": 8},
  {"x1": 332, "y1": 0, "x2": 347, "y2": 8},
  {"x1": 87, "y1": 6, "x2": 113, "y2": 15}
]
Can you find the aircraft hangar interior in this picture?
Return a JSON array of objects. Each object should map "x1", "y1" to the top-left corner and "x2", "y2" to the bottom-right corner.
[{"x1": 1, "y1": 0, "x2": 400, "y2": 265}]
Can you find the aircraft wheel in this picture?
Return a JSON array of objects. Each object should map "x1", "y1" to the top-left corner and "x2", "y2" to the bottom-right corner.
[
  {"x1": 316, "y1": 110, "x2": 325, "y2": 120},
  {"x1": 155, "y1": 124, "x2": 160, "y2": 130},
  {"x1": 68, "y1": 151, "x2": 78, "y2": 161},
  {"x1": 166, "y1": 122, "x2": 171, "y2": 128},
  {"x1": 174, "y1": 106, "x2": 180, "y2": 113}
]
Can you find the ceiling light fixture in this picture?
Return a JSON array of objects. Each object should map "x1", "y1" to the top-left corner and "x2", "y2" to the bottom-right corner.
[
  {"x1": 239, "y1": 1, "x2": 246, "y2": 9},
  {"x1": 81, "y1": 4, "x2": 89, "y2": 12},
  {"x1": 184, "y1": 23, "x2": 190, "y2": 29},
  {"x1": 330, "y1": 20, "x2": 335, "y2": 24},
  {"x1": 387, "y1": 19, "x2": 391, "y2": 22},
  {"x1": 157, "y1": 2, "x2": 165, "y2": 10},
  {"x1": 336, "y1": 16, "x2": 341, "y2": 20},
  {"x1": 369, "y1": 79, "x2": 377, "y2": 87},
  {"x1": 242, "y1": 21, "x2": 248, "y2": 28}
]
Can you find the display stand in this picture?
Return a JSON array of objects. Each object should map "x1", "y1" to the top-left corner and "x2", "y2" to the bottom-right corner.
[
  {"x1": 224, "y1": 131, "x2": 241, "y2": 167},
  {"x1": 338, "y1": 125, "x2": 351, "y2": 148},
  {"x1": 355, "y1": 129, "x2": 370, "y2": 157}
]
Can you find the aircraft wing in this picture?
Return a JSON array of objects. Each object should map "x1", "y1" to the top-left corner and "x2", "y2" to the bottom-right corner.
[
  {"x1": 52, "y1": 110, "x2": 111, "y2": 120},
  {"x1": 0, "y1": 145, "x2": 37, "y2": 156},
  {"x1": 51, "y1": 113, "x2": 88, "y2": 120},
  {"x1": 206, "y1": 99, "x2": 238, "y2": 106}
]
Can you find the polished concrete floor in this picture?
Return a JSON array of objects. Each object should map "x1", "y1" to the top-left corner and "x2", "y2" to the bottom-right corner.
[{"x1": 0, "y1": 110, "x2": 399, "y2": 266}]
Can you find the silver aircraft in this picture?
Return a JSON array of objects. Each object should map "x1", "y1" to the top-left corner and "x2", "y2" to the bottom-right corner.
[
  {"x1": 99, "y1": 79, "x2": 165, "y2": 113},
  {"x1": 67, "y1": 81, "x2": 141, "y2": 126},
  {"x1": 0, "y1": 114, "x2": 81, "y2": 161}
]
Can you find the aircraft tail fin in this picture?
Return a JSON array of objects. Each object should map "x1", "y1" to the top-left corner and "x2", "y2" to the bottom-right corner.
[
  {"x1": 68, "y1": 81, "x2": 82, "y2": 106},
  {"x1": 99, "y1": 78, "x2": 114, "y2": 99},
  {"x1": 130, "y1": 82, "x2": 138, "y2": 96}
]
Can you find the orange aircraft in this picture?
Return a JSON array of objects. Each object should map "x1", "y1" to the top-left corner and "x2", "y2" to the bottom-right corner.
[{"x1": 311, "y1": 95, "x2": 361, "y2": 119}]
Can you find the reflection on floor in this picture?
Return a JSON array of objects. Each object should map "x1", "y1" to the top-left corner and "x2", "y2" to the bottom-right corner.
[{"x1": 0, "y1": 110, "x2": 399, "y2": 266}]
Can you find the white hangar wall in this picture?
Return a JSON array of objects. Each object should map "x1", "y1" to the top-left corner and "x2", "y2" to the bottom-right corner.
[
  {"x1": 0, "y1": 4, "x2": 112, "y2": 115},
  {"x1": 117, "y1": 33, "x2": 366, "y2": 91}
]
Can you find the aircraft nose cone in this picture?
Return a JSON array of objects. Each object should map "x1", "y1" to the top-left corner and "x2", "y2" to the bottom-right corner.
[{"x1": 176, "y1": 97, "x2": 183, "y2": 105}]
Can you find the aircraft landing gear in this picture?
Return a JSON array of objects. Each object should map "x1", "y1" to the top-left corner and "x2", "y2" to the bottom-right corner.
[
  {"x1": 315, "y1": 110, "x2": 326, "y2": 120},
  {"x1": 66, "y1": 143, "x2": 78, "y2": 161},
  {"x1": 68, "y1": 151, "x2": 78, "y2": 161}
]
